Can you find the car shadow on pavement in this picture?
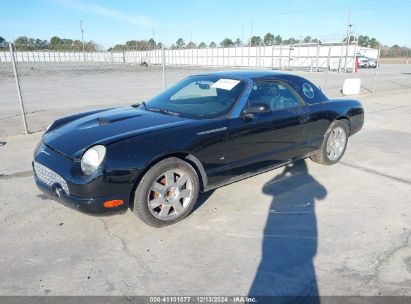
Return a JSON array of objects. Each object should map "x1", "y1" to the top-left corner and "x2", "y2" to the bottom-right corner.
[
  {"x1": 249, "y1": 160, "x2": 327, "y2": 303},
  {"x1": 193, "y1": 190, "x2": 215, "y2": 212}
]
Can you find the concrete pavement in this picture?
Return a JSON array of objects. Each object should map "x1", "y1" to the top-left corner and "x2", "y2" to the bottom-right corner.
[{"x1": 0, "y1": 88, "x2": 410, "y2": 296}]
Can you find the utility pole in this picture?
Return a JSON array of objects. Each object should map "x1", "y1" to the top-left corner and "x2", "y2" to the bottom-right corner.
[
  {"x1": 242, "y1": 24, "x2": 245, "y2": 46},
  {"x1": 162, "y1": 45, "x2": 166, "y2": 90},
  {"x1": 80, "y1": 20, "x2": 85, "y2": 51},
  {"x1": 249, "y1": 14, "x2": 253, "y2": 46},
  {"x1": 344, "y1": 10, "x2": 352, "y2": 73}
]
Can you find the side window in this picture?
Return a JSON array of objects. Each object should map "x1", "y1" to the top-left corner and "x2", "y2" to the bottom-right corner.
[
  {"x1": 274, "y1": 83, "x2": 302, "y2": 110},
  {"x1": 248, "y1": 82, "x2": 280, "y2": 110},
  {"x1": 247, "y1": 82, "x2": 302, "y2": 111}
]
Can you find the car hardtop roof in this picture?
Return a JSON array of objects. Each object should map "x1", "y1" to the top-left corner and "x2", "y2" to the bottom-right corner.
[{"x1": 195, "y1": 70, "x2": 294, "y2": 80}]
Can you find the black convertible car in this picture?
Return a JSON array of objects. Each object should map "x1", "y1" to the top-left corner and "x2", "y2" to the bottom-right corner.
[{"x1": 33, "y1": 71, "x2": 364, "y2": 227}]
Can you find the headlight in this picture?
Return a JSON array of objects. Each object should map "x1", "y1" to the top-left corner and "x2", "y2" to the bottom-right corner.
[{"x1": 81, "y1": 145, "x2": 106, "y2": 175}]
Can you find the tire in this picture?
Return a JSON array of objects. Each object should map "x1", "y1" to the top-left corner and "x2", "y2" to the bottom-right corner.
[
  {"x1": 132, "y1": 157, "x2": 200, "y2": 227},
  {"x1": 310, "y1": 120, "x2": 349, "y2": 165}
]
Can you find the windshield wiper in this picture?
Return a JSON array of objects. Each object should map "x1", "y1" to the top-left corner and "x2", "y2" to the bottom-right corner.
[
  {"x1": 148, "y1": 108, "x2": 180, "y2": 117},
  {"x1": 131, "y1": 101, "x2": 147, "y2": 110}
]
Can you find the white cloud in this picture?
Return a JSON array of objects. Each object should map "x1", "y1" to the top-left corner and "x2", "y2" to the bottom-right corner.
[{"x1": 50, "y1": 0, "x2": 154, "y2": 28}]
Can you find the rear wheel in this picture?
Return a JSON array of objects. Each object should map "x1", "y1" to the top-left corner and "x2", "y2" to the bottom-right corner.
[
  {"x1": 310, "y1": 120, "x2": 349, "y2": 165},
  {"x1": 132, "y1": 157, "x2": 199, "y2": 227}
]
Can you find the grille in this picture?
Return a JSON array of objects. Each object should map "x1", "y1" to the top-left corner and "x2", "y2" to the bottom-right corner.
[{"x1": 34, "y1": 161, "x2": 70, "y2": 195}]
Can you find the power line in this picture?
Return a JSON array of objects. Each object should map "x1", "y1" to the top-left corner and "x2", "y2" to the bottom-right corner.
[{"x1": 250, "y1": 2, "x2": 411, "y2": 16}]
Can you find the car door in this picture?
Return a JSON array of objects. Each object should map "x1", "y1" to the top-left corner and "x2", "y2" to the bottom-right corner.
[{"x1": 226, "y1": 80, "x2": 311, "y2": 177}]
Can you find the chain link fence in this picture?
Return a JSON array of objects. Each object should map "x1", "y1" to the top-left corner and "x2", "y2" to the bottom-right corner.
[{"x1": 0, "y1": 41, "x2": 389, "y2": 137}]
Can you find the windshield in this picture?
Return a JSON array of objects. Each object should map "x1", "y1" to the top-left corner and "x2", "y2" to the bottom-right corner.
[{"x1": 144, "y1": 75, "x2": 246, "y2": 119}]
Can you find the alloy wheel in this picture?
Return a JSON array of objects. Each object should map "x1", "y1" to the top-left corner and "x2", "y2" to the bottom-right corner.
[
  {"x1": 147, "y1": 169, "x2": 193, "y2": 221},
  {"x1": 326, "y1": 126, "x2": 347, "y2": 161}
]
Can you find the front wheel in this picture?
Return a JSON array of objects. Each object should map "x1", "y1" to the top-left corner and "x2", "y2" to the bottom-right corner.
[
  {"x1": 132, "y1": 157, "x2": 199, "y2": 227},
  {"x1": 310, "y1": 120, "x2": 349, "y2": 165}
]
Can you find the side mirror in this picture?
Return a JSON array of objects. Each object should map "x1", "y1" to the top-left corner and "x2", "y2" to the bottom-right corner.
[{"x1": 243, "y1": 103, "x2": 270, "y2": 121}]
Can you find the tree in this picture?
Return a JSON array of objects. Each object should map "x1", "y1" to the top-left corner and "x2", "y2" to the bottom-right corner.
[
  {"x1": 14, "y1": 36, "x2": 31, "y2": 50},
  {"x1": 274, "y1": 35, "x2": 282, "y2": 45},
  {"x1": 283, "y1": 37, "x2": 298, "y2": 45},
  {"x1": 49, "y1": 36, "x2": 63, "y2": 50},
  {"x1": 369, "y1": 38, "x2": 379, "y2": 49},
  {"x1": 175, "y1": 38, "x2": 185, "y2": 49},
  {"x1": 263, "y1": 33, "x2": 274, "y2": 46},
  {"x1": 220, "y1": 38, "x2": 234, "y2": 47},
  {"x1": 73, "y1": 40, "x2": 83, "y2": 50},
  {"x1": 34, "y1": 39, "x2": 47, "y2": 50},
  {"x1": 343, "y1": 36, "x2": 356, "y2": 43},
  {"x1": 358, "y1": 35, "x2": 370, "y2": 47},
  {"x1": 303, "y1": 36, "x2": 312, "y2": 43},
  {"x1": 122, "y1": 39, "x2": 156, "y2": 50},
  {"x1": 387, "y1": 45, "x2": 411, "y2": 57},
  {"x1": 186, "y1": 41, "x2": 197, "y2": 49},
  {"x1": 85, "y1": 41, "x2": 98, "y2": 51},
  {"x1": 250, "y1": 36, "x2": 262, "y2": 46},
  {"x1": 198, "y1": 42, "x2": 207, "y2": 48},
  {"x1": 148, "y1": 38, "x2": 156, "y2": 49},
  {"x1": 0, "y1": 36, "x2": 6, "y2": 49},
  {"x1": 234, "y1": 38, "x2": 242, "y2": 47},
  {"x1": 125, "y1": 40, "x2": 136, "y2": 49},
  {"x1": 209, "y1": 41, "x2": 217, "y2": 48}
]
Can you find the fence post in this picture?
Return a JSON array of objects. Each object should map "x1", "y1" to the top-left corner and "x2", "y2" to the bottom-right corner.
[
  {"x1": 323, "y1": 46, "x2": 331, "y2": 89},
  {"x1": 212, "y1": 47, "x2": 214, "y2": 66},
  {"x1": 279, "y1": 43, "x2": 282, "y2": 70},
  {"x1": 372, "y1": 47, "x2": 381, "y2": 93},
  {"x1": 256, "y1": 46, "x2": 259, "y2": 68},
  {"x1": 338, "y1": 42, "x2": 344, "y2": 73},
  {"x1": 9, "y1": 43, "x2": 28, "y2": 135},
  {"x1": 327, "y1": 46, "x2": 331, "y2": 71},
  {"x1": 241, "y1": 46, "x2": 244, "y2": 67},
  {"x1": 309, "y1": 45, "x2": 313, "y2": 72},
  {"x1": 248, "y1": 46, "x2": 250, "y2": 67},
  {"x1": 315, "y1": 42, "x2": 320, "y2": 72},
  {"x1": 162, "y1": 45, "x2": 166, "y2": 90},
  {"x1": 352, "y1": 40, "x2": 358, "y2": 73},
  {"x1": 270, "y1": 46, "x2": 273, "y2": 69},
  {"x1": 234, "y1": 46, "x2": 237, "y2": 67}
]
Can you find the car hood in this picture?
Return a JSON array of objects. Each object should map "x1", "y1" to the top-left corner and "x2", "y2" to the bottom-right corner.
[{"x1": 43, "y1": 107, "x2": 188, "y2": 159}]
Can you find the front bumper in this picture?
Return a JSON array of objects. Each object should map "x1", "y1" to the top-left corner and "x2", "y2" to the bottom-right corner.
[
  {"x1": 33, "y1": 142, "x2": 130, "y2": 215},
  {"x1": 34, "y1": 172, "x2": 129, "y2": 214}
]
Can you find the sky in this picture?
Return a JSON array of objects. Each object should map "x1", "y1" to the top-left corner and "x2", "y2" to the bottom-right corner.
[{"x1": 1, "y1": 0, "x2": 411, "y2": 48}]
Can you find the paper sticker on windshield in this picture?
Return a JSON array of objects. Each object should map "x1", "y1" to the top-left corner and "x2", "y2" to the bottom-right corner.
[{"x1": 211, "y1": 79, "x2": 240, "y2": 90}]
